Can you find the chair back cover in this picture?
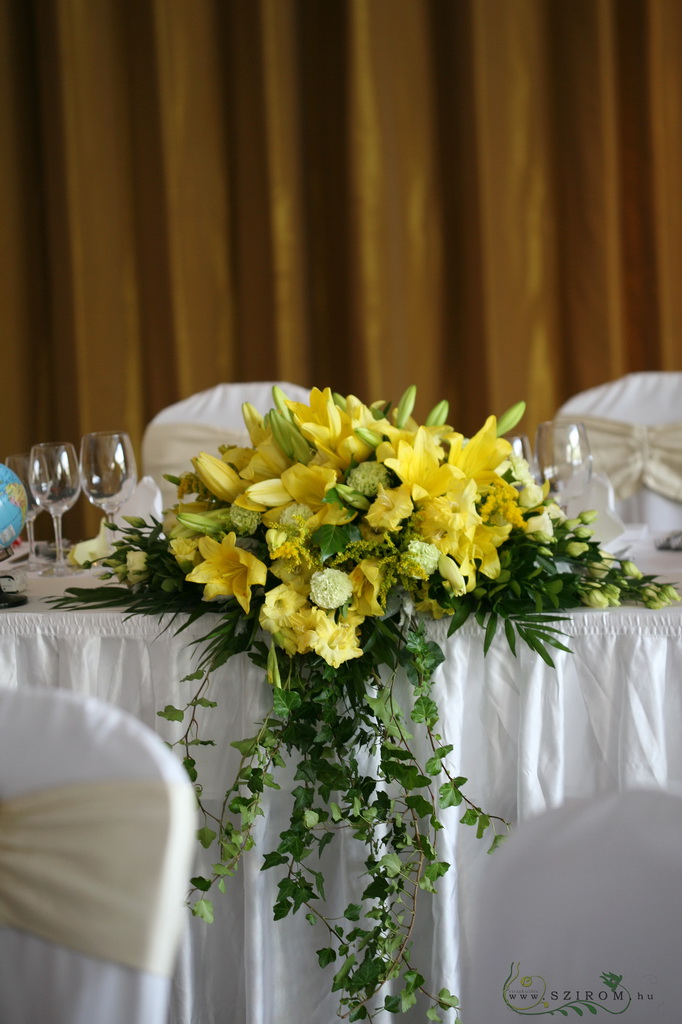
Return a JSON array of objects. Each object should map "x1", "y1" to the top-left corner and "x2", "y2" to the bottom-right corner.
[
  {"x1": 557, "y1": 372, "x2": 682, "y2": 530},
  {"x1": 142, "y1": 380, "x2": 311, "y2": 510},
  {"x1": 0, "y1": 686, "x2": 196, "y2": 1024},
  {"x1": 463, "y1": 788, "x2": 682, "y2": 1022}
]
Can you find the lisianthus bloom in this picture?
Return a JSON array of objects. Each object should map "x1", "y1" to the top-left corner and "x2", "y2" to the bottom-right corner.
[
  {"x1": 126, "y1": 550, "x2": 150, "y2": 585},
  {"x1": 525, "y1": 510, "x2": 554, "y2": 543},
  {"x1": 383, "y1": 427, "x2": 465, "y2": 503},
  {"x1": 365, "y1": 482, "x2": 413, "y2": 532},
  {"x1": 186, "y1": 532, "x2": 267, "y2": 612},
  {"x1": 291, "y1": 606, "x2": 363, "y2": 667},
  {"x1": 349, "y1": 558, "x2": 384, "y2": 616}
]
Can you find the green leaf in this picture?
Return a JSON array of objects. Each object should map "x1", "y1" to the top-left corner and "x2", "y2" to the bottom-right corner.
[
  {"x1": 190, "y1": 875, "x2": 212, "y2": 891},
  {"x1": 427, "y1": 1009, "x2": 443, "y2": 1022},
  {"x1": 384, "y1": 994, "x2": 401, "y2": 1013},
  {"x1": 344, "y1": 903, "x2": 362, "y2": 921},
  {"x1": 197, "y1": 826, "x2": 217, "y2": 849},
  {"x1": 439, "y1": 780, "x2": 464, "y2": 808},
  {"x1": 311, "y1": 523, "x2": 362, "y2": 561},
  {"x1": 303, "y1": 809, "x2": 319, "y2": 828},
  {"x1": 273, "y1": 688, "x2": 302, "y2": 717},
  {"x1": 460, "y1": 807, "x2": 479, "y2": 826},
  {"x1": 317, "y1": 946, "x2": 337, "y2": 968},
  {"x1": 379, "y1": 853, "x2": 403, "y2": 877},
  {"x1": 191, "y1": 898, "x2": 214, "y2": 923},
  {"x1": 157, "y1": 704, "x2": 184, "y2": 722},
  {"x1": 332, "y1": 955, "x2": 357, "y2": 991},
  {"x1": 488, "y1": 833, "x2": 508, "y2": 854},
  {"x1": 191, "y1": 696, "x2": 217, "y2": 708}
]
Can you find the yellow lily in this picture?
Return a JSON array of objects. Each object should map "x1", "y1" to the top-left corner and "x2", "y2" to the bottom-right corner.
[
  {"x1": 186, "y1": 532, "x2": 267, "y2": 612},
  {"x1": 365, "y1": 483, "x2": 413, "y2": 532},
  {"x1": 447, "y1": 417, "x2": 512, "y2": 486},
  {"x1": 349, "y1": 558, "x2": 384, "y2": 616},
  {"x1": 290, "y1": 606, "x2": 363, "y2": 668},
  {"x1": 415, "y1": 478, "x2": 480, "y2": 555},
  {"x1": 192, "y1": 452, "x2": 247, "y2": 503},
  {"x1": 383, "y1": 427, "x2": 464, "y2": 503}
]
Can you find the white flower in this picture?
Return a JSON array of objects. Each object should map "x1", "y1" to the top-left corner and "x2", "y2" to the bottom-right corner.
[
  {"x1": 280, "y1": 503, "x2": 314, "y2": 525},
  {"x1": 345, "y1": 462, "x2": 392, "y2": 498},
  {"x1": 309, "y1": 568, "x2": 354, "y2": 610},
  {"x1": 227, "y1": 505, "x2": 261, "y2": 536},
  {"x1": 509, "y1": 455, "x2": 535, "y2": 489},
  {"x1": 518, "y1": 483, "x2": 545, "y2": 508},
  {"x1": 405, "y1": 539, "x2": 440, "y2": 576},
  {"x1": 126, "y1": 550, "x2": 149, "y2": 584},
  {"x1": 525, "y1": 511, "x2": 554, "y2": 542}
]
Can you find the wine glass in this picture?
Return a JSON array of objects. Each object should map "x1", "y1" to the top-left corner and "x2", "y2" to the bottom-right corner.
[
  {"x1": 5, "y1": 453, "x2": 44, "y2": 573},
  {"x1": 79, "y1": 431, "x2": 137, "y2": 526},
  {"x1": 534, "y1": 421, "x2": 593, "y2": 506},
  {"x1": 29, "y1": 442, "x2": 82, "y2": 575},
  {"x1": 504, "y1": 433, "x2": 537, "y2": 475}
]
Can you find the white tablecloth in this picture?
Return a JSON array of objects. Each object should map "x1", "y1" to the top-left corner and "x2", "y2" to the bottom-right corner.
[{"x1": 1, "y1": 538, "x2": 681, "y2": 1023}]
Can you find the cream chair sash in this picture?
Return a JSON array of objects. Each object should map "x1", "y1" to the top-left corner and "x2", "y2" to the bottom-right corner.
[
  {"x1": 143, "y1": 422, "x2": 251, "y2": 475},
  {"x1": 0, "y1": 779, "x2": 195, "y2": 976},
  {"x1": 557, "y1": 415, "x2": 682, "y2": 502}
]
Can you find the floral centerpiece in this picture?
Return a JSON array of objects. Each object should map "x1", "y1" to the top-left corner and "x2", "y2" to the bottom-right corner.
[{"x1": 57, "y1": 386, "x2": 678, "y2": 1022}]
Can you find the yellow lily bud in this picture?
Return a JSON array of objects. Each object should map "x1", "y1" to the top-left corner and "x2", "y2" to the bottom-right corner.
[
  {"x1": 438, "y1": 553, "x2": 466, "y2": 596},
  {"x1": 265, "y1": 528, "x2": 288, "y2": 555},
  {"x1": 242, "y1": 402, "x2": 263, "y2": 443},
  {"x1": 335, "y1": 484, "x2": 371, "y2": 511},
  {"x1": 354, "y1": 427, "x2": 383, "y2": 449},
  {"x1": 192, "y1": 452, "x2": 245, "y2": 503},
  {"x1": 272, "y1": 385, "x2": 294, "y2": 422},
  {"x1": 425, "y1": 399, "x2": 449, "y2": 427},
  {"x1": 176, "y1": 510, "x2": 231, "y2": 535},
  {"x1": 269, "y1": 410, "x2": 295, "y2": 459},
  {"x1": 266, "y1": 643, "x2": 282, "y2": 687},
  {"x1": 496, "y1": 400, "x2": 526, "y2": 437},
  {"x1": 395, "y1": 385, "x2": 417, "y2": 429}
]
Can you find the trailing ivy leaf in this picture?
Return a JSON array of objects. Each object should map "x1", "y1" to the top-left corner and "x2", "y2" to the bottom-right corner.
[
  {"x1": 317, "y1": 947, "x2": 337, "y2": 968},
  {"x1": 311, "y1": 523, "x2": 362, "y2": 561},
  {"x1": 331, "y1": 955, "x2": 357, "y2": 991},
  {"x1": 197, "y1": 826, "x2": 217, "y2": 849},
  {"x1": 384, "y1": 995, "x2": 401, "y2": 1013},
  {"x1": 157, "y1": 704, "x2": 184, "y2": 722},
  {"x1": 488, "y1": 833, "x2": 508, "y2": 854},
  {"x1": 273, "y1": 688, "x2": 302, "y2": 717},
  {"x1": 439, "y1": 780, "x2": 464, "y2": 808},
  {"x1": 190, "y1": 875, "x2": 212, "y2": 891},
  {"x1": 191, "y1": 899, "x2": 214, "y2": 923},
  {"x1": 460, "y1": 807, "x2": 479, "y2": 826}
]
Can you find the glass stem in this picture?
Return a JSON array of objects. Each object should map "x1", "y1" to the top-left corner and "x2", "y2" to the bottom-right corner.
[
  {"x1": 52, "y1": 512, "x2": 65, "y2": 571},
  {"x1": 26, "y1": 518, "x2": 39, "y2": 573}
]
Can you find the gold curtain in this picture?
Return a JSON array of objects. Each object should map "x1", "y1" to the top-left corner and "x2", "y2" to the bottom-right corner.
[{"x1": 2, "y1": 0, "x2": 682, "y2": 538}]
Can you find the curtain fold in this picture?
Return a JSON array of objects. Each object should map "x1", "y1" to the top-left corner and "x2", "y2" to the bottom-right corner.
[{"x1": 1, "y1": 0, "x2": 681, "y2": 539}]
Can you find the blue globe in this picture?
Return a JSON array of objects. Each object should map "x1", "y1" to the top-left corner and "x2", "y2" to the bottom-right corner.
[{"x1": 0, "y1": 464, "x2": 27, "y2": 552}]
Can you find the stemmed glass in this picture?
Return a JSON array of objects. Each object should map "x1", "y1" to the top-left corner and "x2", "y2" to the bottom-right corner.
[
  {"x1": 29, "y1": 442, "x2": 82, "y2": 575},
  {"x1": 79, "y1": 431, "x2": 137, "y2": 527},
  {"x1": 5, "y1": 453, "x2": 43, "y2": 573},
  {"x1": 504, "y1": 433, "x2": 537, "y2": 475},
  {"x1": 534, "y1": 421, "x2": 593, "y2": 506}
]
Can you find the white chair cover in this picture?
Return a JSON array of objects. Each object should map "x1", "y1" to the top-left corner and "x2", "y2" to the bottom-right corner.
[
  {"x1": 557, "y1": 372, "x2": 682, "y2": 531},
  {"x1": 0, "y1": 687, "x2": 196, "y2": 1024},
  {"x1": 141, "y1": 381, "x2": 311, "y2": 510},
  {"x1": 463, "y1": 788, "x2": 682, "y2": 1022}
]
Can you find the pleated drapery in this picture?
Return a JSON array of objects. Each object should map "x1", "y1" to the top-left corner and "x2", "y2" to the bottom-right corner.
[{"x1": 2, "y1": 0, "x2": 682, "y2": 538}]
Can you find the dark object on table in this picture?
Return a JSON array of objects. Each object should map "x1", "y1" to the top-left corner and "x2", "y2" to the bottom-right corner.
[{"x1": 655, "y1": 532, "x2": 682, "y2": 551}]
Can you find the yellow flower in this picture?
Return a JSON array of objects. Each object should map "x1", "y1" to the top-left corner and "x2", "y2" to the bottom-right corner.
[
  {"x1": 259, "y1": 584, "x2": 309, "y2": 653},
  {"x1": 447, "y1": 416, "x2": 511, "y2": 486},
  {"x1": 383, "y1": 427, "x2": 464, "y2": 503},
  {"x1": 290, "y1": 606, "x2": 363, "y2": 667},
  {"x1": 416, "y1": 478, "x2": 480, "y2": 554},
  {"x1": 186, "y1": 532, "x2": 267, "y2": 612},
  {"x1": 169, "y1": 536, "x2": 203, "y2": 569},
  {"x1": 163, "y1": 501, "x2": 212, "y2": 539},
  {"x1": 438, "y1": 553, "x2": 467, "y2": 596},
  {"x1": 287, "y1": 388, "x2": 382, "y2": 469},
  {"x1": 349, "y1": 558, "x2": 384, "y2": 616},
  {"x1": 365, "y1": 483, "x2": 413, "y2": 532},
  {"x1": 192, "y1": 452, "x2": 246, "y2": 503},
  {"x1": 471, "y1": 523, "x2": 512, "y2": 579},
  {"x1": 243, "y1": 462, "x2": 351, "y2": 529}
]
